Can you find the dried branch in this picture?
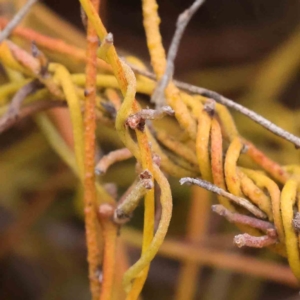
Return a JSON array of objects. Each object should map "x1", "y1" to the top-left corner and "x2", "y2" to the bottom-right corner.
[
  {"x1": 0, "y1": 80, "x2": 42, "y2": 132},
  {"x1": 180, "y1": 177, "x2": 267, "y2": 219},
  {"x1": 0, "y1": 0, "x2": 38, "y2": 43},
  {"x1": 178, "y1": 83, "x2": 300, "y2": 149},
  {"x1": 114, "y1": 170, "x2": 153, "y2": 225},
  {"x1": 151, "y1": 0, "x2": 206, "y2": 106},
  {"x1": 130, "y1": 65, "x2": 300, "y2": 148},
  {"x1": 234, "y1": 233, "x2": 277, "y2": 248},
  {"x1": 212, "y1": 204, "x2": 275, "y2": 234},
  {"x1": 0, "y1": 100, "x2": 65, "y2": 133}
]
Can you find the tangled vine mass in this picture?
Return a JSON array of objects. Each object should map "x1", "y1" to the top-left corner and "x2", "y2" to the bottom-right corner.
[{"x1": 1, "y1": 0, "x2": 300, "y2": 299}]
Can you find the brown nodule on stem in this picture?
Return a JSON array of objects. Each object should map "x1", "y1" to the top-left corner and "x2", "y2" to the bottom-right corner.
[
  {"x1": 97, "y1": 33, "x2": 113, "y2": 62},
  {"x1": 126, "y1": 106, "x2": 174, "y2": 131},
  {"x1": 203, "y1": 99, "x2": 215, "y2": 117},
  {"x1": 31, "y1": 41, "x2": 49, "y2": 77},
  {"x1": 241, "y1": 143, "x2": 249, "y2": 154},
  {"x1": 180, "y1": 177, "x2": 267, "y2": 219},
  {"x1": 234, "y1": 233, "x2": 277, "y2": 248},
  {"x1": 139, "y1": 169, "x2": 152, "y2": 180},
  {"x1": 152, "y1": 153, "x2": 161, "y2": 167},
  {"x1": 114, "y1": 170, "x2": 154, "y2": 225}
]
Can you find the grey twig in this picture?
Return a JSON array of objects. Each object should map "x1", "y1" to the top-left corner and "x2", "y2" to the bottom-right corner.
[
  {"x1": 151, "y1": 0, "x2": 206, "y2": 107},
  {"x1": 0, "y1": 0, "x2": 38, "y2": 43},
  {"x1": 179, "y1": 177, "x2": 267, "y2": 219},
  {"x1": 130, "y1": 65, "x2": 300, "y2": 149}
]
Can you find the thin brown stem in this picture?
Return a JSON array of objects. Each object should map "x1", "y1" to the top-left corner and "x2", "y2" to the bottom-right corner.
[
  {"x1": 0, "y1": 80, "x2": 40, "y2": 132},
  {"x1": 212, "y1": 204, "x2": 275, "y2": 234},
  {"x1": 0, "y1": 100, "x2": 66, "y2": 133}
]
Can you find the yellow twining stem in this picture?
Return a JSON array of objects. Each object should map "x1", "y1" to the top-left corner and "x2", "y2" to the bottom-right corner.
[
  {"x1": 49, "y1": 63, "x2": 85, "y2": 178},
  {"x1": 196, "y1": 108, "x2": 213, "y2": 182},
  {"x1": 127, "y1": 106, "x2": 155, "y2": 299},
  {"x1": 239, "y1": 170, "x2": 272, "y2": 220},
  {"x1": 281, "y1": 179, "x2": 300, "y2": 280},
  {"x1": 210, "y1": 117, "x2": 234, "y2": 210},
  {"x1": 123, "y1": 164, "x2": 172, "y2": 293},
  {"x1": 35, "y1": 113, "x2": 78, "y2": 175},
  {"x1": 78, "y1": 3, "x2": 161, "y2": 297},
  {"x1": 224, "y1": 137, "x2": 243, "y2": 196},
  {"x1": 242, "y1": 168, "x2": 285, "y2": 243},
  {"x1": 215, "y1": 103, "x2": 239, "y2": 141}
]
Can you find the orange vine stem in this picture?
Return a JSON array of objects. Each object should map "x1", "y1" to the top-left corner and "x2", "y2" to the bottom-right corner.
[
  {"x1": 83, "y1": 0, "x2": 104, "y2": 298},
  {"x1": 0, "y1": 17, "x2": 111, "y2": 72},
  {"x1": 243, "y1": 140, "x2": 289, "y2": 184},
  {"x1": 98, "y1": 204, "x2": 118, "y2": 300}
]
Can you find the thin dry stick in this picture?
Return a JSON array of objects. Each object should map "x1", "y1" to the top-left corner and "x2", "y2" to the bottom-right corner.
[
  {"x1": 122, "y1": 228, "x2": 297, "y2": 287},
  {"x1": 234, "y1": 234, "x2": 277, "y2": 248},
  {"x1": 0, "y1": 100, "x2": 66, "y2": 133},
  {"x1": 130, "y1": 65, "x2": 300, "y2": 148},
  {"x1": 151, "y1": 0, "x2": 206, "y2": 106},
  {"x1": 0, "y1": 0, "x2": 38, "y2": 43},
  {"x1": 0, "y1": 80, "x2": 39, "y2": 133},
  {"x1": 0, "y1": 80, "x2": 40, "y2": 132},
  {"x1": 179, "y1": 177, "x2": 266, "y2": 219},
  {"x1": 114, "y1": 170, "x2": 153, "y2": 224},
  {"x1": 175, "y1": 83, "x2": 300, "y2": 149},
  {"x1": 212, "y1": 204, "x2": 275, "y2": 233}
]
